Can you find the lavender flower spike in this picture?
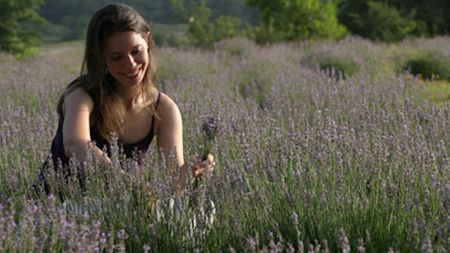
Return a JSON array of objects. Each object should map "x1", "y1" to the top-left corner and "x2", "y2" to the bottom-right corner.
[{"x1": 202, "y1": 116, "x2": 223, "y2": 141}]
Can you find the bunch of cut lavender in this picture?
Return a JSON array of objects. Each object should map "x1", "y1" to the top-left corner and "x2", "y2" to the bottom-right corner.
[
  {"x1": 192, "y1": 116, "x2": 222, "y2": 198},
  {"x1": 201, "y1": 116, "x2": 223, "y2": 160}
]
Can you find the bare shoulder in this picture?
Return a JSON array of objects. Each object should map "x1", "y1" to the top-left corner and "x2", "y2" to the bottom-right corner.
[
  {"x1": 63, "y1": 86, "x2": 94, "y2": 114},
  {"x1": 155, "y1": 92, "x2": 182, "y2": 132},
  {"x1": 157, "y1": 92, "x2": 180, "y2": 117}
]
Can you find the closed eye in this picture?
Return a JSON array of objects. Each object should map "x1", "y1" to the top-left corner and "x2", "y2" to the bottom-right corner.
[
  {"x1": 109, "y1": 55, "x2": 122, "y2": 61},
  {"x1": 132, "y1": 49, "x2": 142, "y2": 55}
]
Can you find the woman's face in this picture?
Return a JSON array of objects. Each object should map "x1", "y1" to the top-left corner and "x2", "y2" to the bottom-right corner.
[{"x1": 103, "y1": 31, "x2": 149, "y2": 89}]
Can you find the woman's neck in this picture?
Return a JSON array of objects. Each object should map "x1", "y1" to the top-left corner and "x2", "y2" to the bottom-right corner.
[{"x1": 116, "y1": 84, "x2": 143, "y2": 110}]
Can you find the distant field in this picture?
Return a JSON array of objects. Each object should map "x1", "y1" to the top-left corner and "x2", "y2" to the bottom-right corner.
[{"x1": 0, "y1": 37, "x2": 449, "y2": 252}]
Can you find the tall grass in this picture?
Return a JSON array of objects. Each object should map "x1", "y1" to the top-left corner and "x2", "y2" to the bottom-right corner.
[{"x1": 0, "y1": 37, "x2": 449, "y2": 252}]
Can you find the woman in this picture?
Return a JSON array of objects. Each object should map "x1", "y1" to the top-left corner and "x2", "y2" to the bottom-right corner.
[{"x1": 37, "y1": 3, "x2": 214, "y2": 195}]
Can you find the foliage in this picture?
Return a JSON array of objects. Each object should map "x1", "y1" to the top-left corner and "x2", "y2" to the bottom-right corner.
[
  {"x1": 41, "y1": 0, "x2": 174, "y2": 24},
  {"x1": 185, "y1": 1, "x2": 244, "y2": 48},
  {"x1": 185, "y1": 1, "x2": 214, "y2": 47},
  {"x1": 417, "y1": 80, "x2": 450, "y2": 104},
  {"x1": 210, "y1": 16, "x2": 242, "y2": 42},
  {"x1": 152, "y1": 24, "x2": 190, "y2": 48},
  {"x1": 170, "y1": 0, "x2": 201, "y2": 22},
  {"x1": 246, "y1": 0, "x2": 347, "y2": 43},
  {"x1": 207, "y1": 0, "x2": 259, "y2": 25},
  {"x1": 33, "y1": 0, "x2": 450, "y2": 45},
  {"x1": 387, "y1": 0, "x2": 450, "y2": 36},
  {"x1": 0, "y1": 0, "x2": 46, "y2": 58},
  {"x1": 317, "y1": 56, "x2": 359, "y2": 80},
  {"x1": 402, "y1": 51, "x2": 450, "y2": 81},
  {"x1": 338, "y1": 1, "x2": 425, "y2": 42},
  {"x1": 39, "y1": 0, "x2": 175, "y2": 41},
  {"x1": 301, "y1": 40, "x2": 372, "y2": 80},
  {"x1": 235, "y1": 62, "x2": 274, "y2": 110}
]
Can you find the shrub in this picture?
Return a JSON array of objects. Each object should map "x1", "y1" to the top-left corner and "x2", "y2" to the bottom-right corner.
[
  {"x1": 236, "y1": 62, "x2": 273, "y2": 110},
  {"x1": 302, "y1": 46, "x2": 362, "y2": 80},
  {"x1": 403, "y1": 52, "x2": 450, "y2": 81},
  {"x1": 316, "y1": 56, "x2": 359, "y2": 80},
  {"x1": 247, "y1": 0, "x2": 347, "y2": 43}
]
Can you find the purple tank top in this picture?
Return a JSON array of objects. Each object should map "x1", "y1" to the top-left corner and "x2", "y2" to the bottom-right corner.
[{"x1": 47, "y1": 92, "x2": 161, "y2": 168}]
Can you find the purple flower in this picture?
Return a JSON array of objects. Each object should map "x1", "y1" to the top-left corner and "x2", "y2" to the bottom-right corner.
[
  {"x1": 202, "y1": 116, "x2": 223, "y2": 141},
  {"x1": 201, "y1": 116, "x2": 223, "y2": 160}
]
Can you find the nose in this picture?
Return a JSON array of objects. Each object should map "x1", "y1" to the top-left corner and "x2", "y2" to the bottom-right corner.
[{"x1": 125, "y1": 54, "x2": 137, "y2": 69}]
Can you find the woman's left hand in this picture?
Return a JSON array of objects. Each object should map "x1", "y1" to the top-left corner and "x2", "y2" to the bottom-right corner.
[{"x1": 191, "y1": 154, "x2": 215, "y2": 179}]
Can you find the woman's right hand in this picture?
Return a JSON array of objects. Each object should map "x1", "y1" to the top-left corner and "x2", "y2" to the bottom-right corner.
[{"x1": 190, "y1": 154, "x2": 215, "y2": 179}]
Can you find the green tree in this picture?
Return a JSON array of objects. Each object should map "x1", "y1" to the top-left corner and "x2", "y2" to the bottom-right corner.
[
  {"x1": 338, "y1": 0, "x2": 426, "y2": 42},
  {"x1": 364, "y1": 1, "x2": 424, "y2": 41},
  {"x1": 246, "y1": 0, "x2": 347, "y2": 43},
  {"x1": 388, "y1": 0, "x2": 450, "y2": 36},
  {"x1": 170, "y1": 0, "x2": 204, "y2": 22},
  {"x1": 186, "y1": 0, "x2": 214, "y2": 47},
  {"x1": 172, "y1": 0, "x2": 243, "y2": 47},
  {"x1": 0, "y1": 0, "x2": 46, "y2": 58},
  {"x1": 211, "y1": 16, "x2": 242, "y2": 41}
]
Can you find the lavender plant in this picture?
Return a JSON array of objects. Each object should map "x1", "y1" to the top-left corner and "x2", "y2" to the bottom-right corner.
[{"x1": 0, "y1": 36, "x2": 449, "y2": 252}]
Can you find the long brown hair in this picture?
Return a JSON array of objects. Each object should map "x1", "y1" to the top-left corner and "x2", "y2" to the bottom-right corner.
[{"x1": 57, "y1": 3, "x2": 158, "y2": 141}]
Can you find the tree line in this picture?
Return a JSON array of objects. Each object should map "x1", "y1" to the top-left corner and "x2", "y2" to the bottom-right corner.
[{"x1": 1, "y1": 0, "x2": 450, "y2": 57}]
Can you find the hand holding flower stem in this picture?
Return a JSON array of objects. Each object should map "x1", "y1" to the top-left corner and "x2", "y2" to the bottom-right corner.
[{"x1": 191, "y1": 117, "x2": 222, "y2": 202}]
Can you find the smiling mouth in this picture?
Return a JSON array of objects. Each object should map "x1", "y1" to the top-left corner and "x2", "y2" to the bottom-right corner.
[{"x1": 124, "y1": 67, "x2": 141, "y2": 78}]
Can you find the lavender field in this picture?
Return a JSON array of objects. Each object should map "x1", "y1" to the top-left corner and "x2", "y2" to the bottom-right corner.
[{"x1": 0, "y1": 37, "x2": 449, "y2": 252}]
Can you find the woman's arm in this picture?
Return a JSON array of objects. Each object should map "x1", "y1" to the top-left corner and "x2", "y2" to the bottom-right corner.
[
  {"x1": 62, "y1": 87, "x2": 112, "y2": 166},
  {"x1": 155, "y1": 94, "x2": 186, "y2": 187},
  {"x1": 155, "y1": 93, "x2": 214, "y2": 195}
]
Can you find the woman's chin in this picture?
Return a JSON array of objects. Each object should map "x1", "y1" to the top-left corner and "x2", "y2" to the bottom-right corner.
[{"x1": 116, "y1": 76, "x2": 144, "y2": 88}]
